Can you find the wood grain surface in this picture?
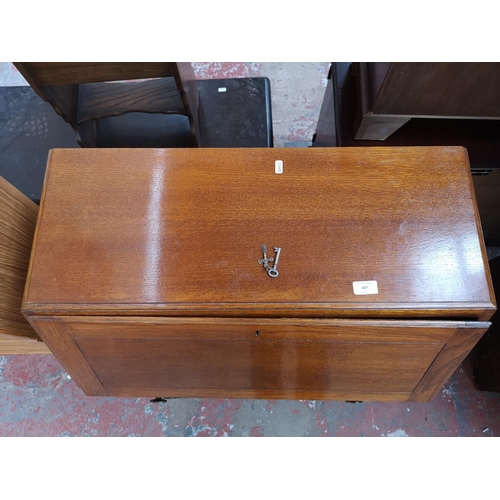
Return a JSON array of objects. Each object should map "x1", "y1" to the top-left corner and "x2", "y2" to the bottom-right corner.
[
  {"x1": 62, "y1": 316, "x2": 463, "y2": 399},
  {"x1": 0, "y1": 177, "x2": 50, "y2": 353},
  {"x1": 14, "y1": 62, "x2": 174, "y2": 86},
  {"x1": 409, "y1": 325, "x2": 490, "y2": 401},
  {"x1": 23, "y1": 147, "x2": 495, "y2": 320}
]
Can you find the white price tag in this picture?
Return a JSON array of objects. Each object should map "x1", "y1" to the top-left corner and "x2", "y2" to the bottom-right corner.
[
  {"x1": 353, "y1": 280, "x2": 378, "y2": 295},
  {"x1": 275, "y1": 160, "x2": 283, "y2": 174}
]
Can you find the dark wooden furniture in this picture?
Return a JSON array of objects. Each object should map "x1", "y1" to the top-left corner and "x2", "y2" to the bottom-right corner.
[
  {"x1": 14, "y1": 63, "x2": 199, "y2": 148},
  {"x1": 22, "y1": 147, "x2": 496, "y2": 400},
  {"x1": 313, "y1": 63, "x2": 500, "y2": 244},
  {"x1": 0, "y1": 177, "x2": 50, "y2": 353},
  {"x1": 349, "y1": 63, "x2": 500, "y2": 141},
  {"x1": 472, "y1": 169, "x2": 500, "y2": 246},
  {"x1": 314, "y1": 63, "x2": 500, "y2": 159}
]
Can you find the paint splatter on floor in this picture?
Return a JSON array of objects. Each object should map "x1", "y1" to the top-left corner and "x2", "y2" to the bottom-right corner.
[{"x1": 1, "y1": 354, "x2": 499, "y2": 437}]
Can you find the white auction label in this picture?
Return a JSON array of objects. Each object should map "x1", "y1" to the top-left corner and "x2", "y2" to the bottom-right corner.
[
  {"x1": 353, "y1": 280, "x2": 378, "y2": 295},
  {"x1": 275, "y1": 160, "x2": 283, "y2": 174}
]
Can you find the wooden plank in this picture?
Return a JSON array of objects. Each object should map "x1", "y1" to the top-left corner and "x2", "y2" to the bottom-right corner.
[
  {"x1": 0, "y1": 338, "x2": 52, "y2": 354},
  {"x1": 14, "y1": 62, "x2": 174, "y2": 86},
  {"x1": 0, "y1": 177, "x2": 40, "y2": 346},
  {"x1": 0, "y1": 175, "x2": 38, "y2": 218},
  {"x1": 77, "y1": 78, "x2": 186, "y2": 123}
]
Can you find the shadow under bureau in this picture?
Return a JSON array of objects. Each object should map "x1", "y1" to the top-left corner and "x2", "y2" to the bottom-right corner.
[{"x1": 22, "y1": 147, "x2": 496, "y2": 401}]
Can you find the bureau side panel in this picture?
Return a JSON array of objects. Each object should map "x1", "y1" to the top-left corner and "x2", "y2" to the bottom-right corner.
[
  {"x1": 27, "y1": 316, "x2": 107, "y2": 396},
  {"x1": 62, "y1": 317, "x2": 458, "y2": 400},
  {"x1": 409, "y1": 325, "x2": 490, "y2": 402}
]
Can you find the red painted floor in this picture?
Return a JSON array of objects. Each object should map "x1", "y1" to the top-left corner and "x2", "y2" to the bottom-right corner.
[{"x1": 1, "y1": 353, "x2": 499, "y2": 436}]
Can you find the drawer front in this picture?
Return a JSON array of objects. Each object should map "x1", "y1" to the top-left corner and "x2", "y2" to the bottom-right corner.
[
  {"x1": 36, "y1": 317, "x2": 475, "y2": 401},
  {"x1": 77, "y1": 338, "x2": 440, "y2": 400}
]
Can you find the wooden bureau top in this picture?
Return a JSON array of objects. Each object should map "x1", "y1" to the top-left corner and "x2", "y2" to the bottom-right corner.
[{"x1": 23, "y1": 147, "x2": 496, "y2": 319}]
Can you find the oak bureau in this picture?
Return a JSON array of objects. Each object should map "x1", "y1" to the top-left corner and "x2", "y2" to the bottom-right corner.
[{"x1": 22, "y1": 147, "x2": 496, "y2": 401}]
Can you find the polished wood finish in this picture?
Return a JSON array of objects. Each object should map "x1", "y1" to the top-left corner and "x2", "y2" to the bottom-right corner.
[
  {"x1": 0, "y1": 177, "x2": 51, "y2": 354},
  {"x1": 352, "y1": 63, "x2": 500, "y2": 140},
  {"x1": 67, "y1": 318, "x2": 446, "y2": 399},
  {"x1": 23, "y1": 148, "x2": 496, "y2": 400},
  {"x1": 14, "y1": 63, "x2": 198, "y2": 148},
  {"x1": 23, "y1": 148, "x2": 495, "y2": 319},
  {"x1": 31, "y1": 316, "x2": 482, "y2": 400}
]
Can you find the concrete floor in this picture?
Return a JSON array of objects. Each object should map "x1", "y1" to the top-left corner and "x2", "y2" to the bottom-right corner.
[
  {"x1": 1, "y1": 354, "x2": 500, "y2": 436},
  {"x1": 1, "y1": 62, "x2": 499, "y2": 436}
]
